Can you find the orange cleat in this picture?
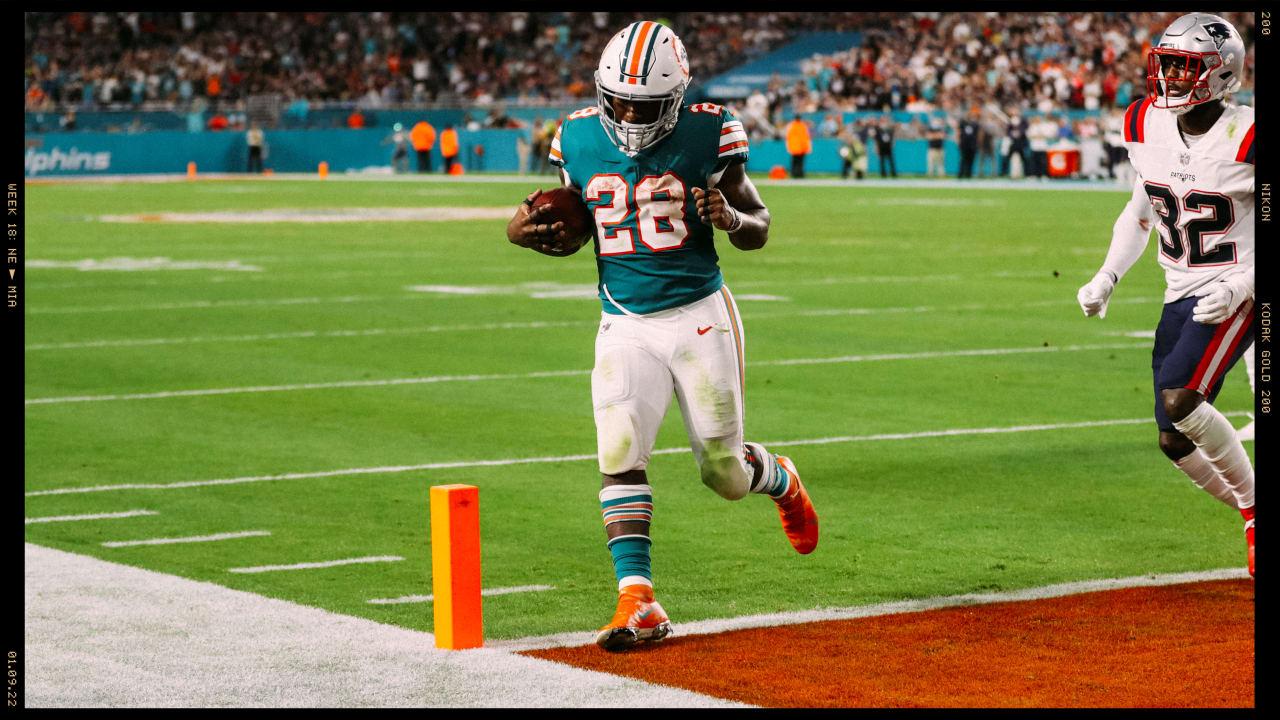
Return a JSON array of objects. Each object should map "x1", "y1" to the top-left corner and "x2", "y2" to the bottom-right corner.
[
  {"x1": 595, "y1": 584, "x2": 672, "y2": 651},
  {"x1": 774, "y1": 456, "x2": 819, "y2": 554}
]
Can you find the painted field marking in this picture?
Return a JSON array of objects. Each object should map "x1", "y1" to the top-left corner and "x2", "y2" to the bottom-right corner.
[
  {"x1": 492, "y1": 567, "x2": 1252, "y2": 652},
  {"x1": 24, "y1": 296, "x2": 1163, "y2": 352},
  {"x1": 23, "y1": 542, "x2": 747, "y2": 707},
  {"x1": 25, "y1": 510, "x2": 157, "y2": 524},
  {"x1": 24, "y1": 271, "x2": 1101, "y2": 315},
  {"x1": 23, "y1": 342, "x2": 1151, "y2": 405},
  {"x1": 101, "y1": 530, "x2": 271, "y2": 548},
  {"x1": 227, "y1": 555, "x2": 404, "y2": 574},
  {"x1": 98, "y1": 207, "x2": 514, "y2": 224},
  {"x1": 25, "y1": 320, "x2": 592, "y2": 351},
  {"x1": 26, "y1": 257, "x2": 263, "y2": 272},
  {"x1": 367, "y1": 585, "x2": 557, "y2": 605},
  {"x1": 25, "y1": 294, "x2": 435, "y2": 315},
  {"x1": 26, "y1": 413, "x2": 1246, "y2": 498}
]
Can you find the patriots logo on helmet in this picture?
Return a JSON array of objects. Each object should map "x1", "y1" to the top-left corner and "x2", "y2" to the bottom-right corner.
[{"x1": 1202, "y1": 22, "x2": 1232, "y2": 49}]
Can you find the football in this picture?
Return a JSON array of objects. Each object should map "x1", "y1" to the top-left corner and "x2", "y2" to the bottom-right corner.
[{"x1": 531, "y1": 187, "x2": 593, "y2": 253}]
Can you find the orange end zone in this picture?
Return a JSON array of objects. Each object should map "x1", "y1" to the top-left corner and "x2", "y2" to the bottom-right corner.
[{"x1": 523, "y1": 580, "x2": 1253, "y2": 707}]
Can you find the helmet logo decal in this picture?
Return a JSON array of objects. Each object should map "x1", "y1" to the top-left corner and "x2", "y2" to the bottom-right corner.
[{"x1": 1202, "y1": 22, "x2": 1232, "y2": 49}]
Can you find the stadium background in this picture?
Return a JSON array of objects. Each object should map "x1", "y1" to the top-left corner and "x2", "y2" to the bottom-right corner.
[
  {"x1": 24, "y1": 11, "x2": 1255, "y2": 177},
  {"x1": 22, "y1": 11, "x2": 1257, "y2": 708}
]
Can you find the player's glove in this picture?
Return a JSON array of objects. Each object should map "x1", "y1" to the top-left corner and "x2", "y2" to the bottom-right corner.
[
  {"x1": 1192, "y1": 274, "x2": 1252, "y2": 325},
  {"x1": 1077, "y1": 270, "x2": 1117, "y2": 319}
]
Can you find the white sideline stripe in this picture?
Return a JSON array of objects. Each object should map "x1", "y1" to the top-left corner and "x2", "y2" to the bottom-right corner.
[
  {"x1": 228, "y1": 555, "x2": 404, "y2": 574},
  {"x1": 23, "y1": 297, "x2": 1164, "y2": 352},
  {"x1": 368, "y1": 585, "x2": 556, "y2": 605},
  {"x1": 492, "y1": 568, "x2": 1252, "y2": 652},
  {"x1": 101, "y1": 530, "x2": 271, "y2": 547},
  {"x1": 25, "y1": 510, "x2": 157, "y2": 524},
  {"x1": 24, "y1": 543, "x2": 744, "y2": 708},
  {"x1": 28, "y1": 413, "x2": 1246, "y2": 498},
  {"x1": 23, "y1": 343, "x2": 1150, "y2": 405}
]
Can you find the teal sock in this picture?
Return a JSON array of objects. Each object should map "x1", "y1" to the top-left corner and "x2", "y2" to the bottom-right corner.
[{"x1": 607, "y1": 535, "x2": 652, "y2": 586}]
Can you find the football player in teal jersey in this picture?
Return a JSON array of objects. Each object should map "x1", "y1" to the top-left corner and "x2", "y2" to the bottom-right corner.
[{"x1": 506, "y1": 20, "x2": 820, "y2": 651}]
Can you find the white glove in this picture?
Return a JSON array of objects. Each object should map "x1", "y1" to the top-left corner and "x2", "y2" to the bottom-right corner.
[
  {"x1": 1192, "y1": 275, "x2": 1252, "y2": 324},
  {"x1": 1077, "y1": 271, "x2": 1116, "y2": 318}
]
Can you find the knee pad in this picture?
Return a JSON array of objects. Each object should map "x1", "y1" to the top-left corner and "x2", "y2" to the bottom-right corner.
[
  {"x1": 698, "y1": 441, "x2": 749, "y2": 501},
  {"x1": 596, "y1": 404, "x2": 644, "y2": 475}
]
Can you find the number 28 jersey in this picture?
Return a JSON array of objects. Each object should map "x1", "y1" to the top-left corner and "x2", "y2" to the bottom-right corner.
[
  {"x1": 549, "y1": 102, "x2": 749, "y2": 315},
  {"x1": 1122, "y1": 98, "x2": 1255, "y2": 302}
]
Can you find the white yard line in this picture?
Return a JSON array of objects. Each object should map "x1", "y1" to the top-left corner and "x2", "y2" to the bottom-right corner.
[
  {"x1": 25, "y1": 510, "x2": 157, "y2": 524},
  {"x1": 25, "y1": 294, "x2": 435, "y2": 314},
  {"x1": 25, "y1": 320, "x2": 595, "y2": 351},
  {"x1": 23, "y1": 342, "x2": 1151, "y2": 405},
  {"x1": 227, "y1": 555, "x2": 404, "y2": 574},
  {"x1": 24, "y1": 543, "x2": 745, "y2": 708},
  {"x1": 23, "y1": 271, "x2": 1105, "y2": 315},
  {"x1": 24, "y1": 369, "x2": 590, "y2": 405},
  {"x1": 24, "y1": 297, "x2": 1164, "y2": 352},
  {"x1": 101, "y1": 531, "x2": 271, "y2": 548},
  {"x1": 368, "y1": 585, "x2": 556, "y2": 605},
  {"x1": 29, "y1": 414, "x2": 1248, "y2": 498},
  {"x1": 490, "y1": 567, "x2": 1252, "y2": 652}
]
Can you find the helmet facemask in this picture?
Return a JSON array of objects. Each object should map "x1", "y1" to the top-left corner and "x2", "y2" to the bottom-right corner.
[
  {"x1": 1147, "y1": 50, "x2": 1217, "y2": 115},
  {"x1": 596, "y1": 72, "x2": 686, "y2": 155}
]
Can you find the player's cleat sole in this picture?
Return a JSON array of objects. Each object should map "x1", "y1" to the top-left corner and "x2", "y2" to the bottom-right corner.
[
  {"x1": 595, "y1": 584, "x2": 673, "y2": 651},
  {"x1": 594, "y1": 622, "x2": 673, "y2": 651},
  {"x1": 774, "y1": 456, "x2": 819, "y2": 554}
]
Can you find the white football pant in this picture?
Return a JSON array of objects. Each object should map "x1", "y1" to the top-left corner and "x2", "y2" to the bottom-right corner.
[{"x1": 592, "y1": 286, "x2": 752, "y2": 500}]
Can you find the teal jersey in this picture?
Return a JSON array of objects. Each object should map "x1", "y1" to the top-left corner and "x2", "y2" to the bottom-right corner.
[{"x1": 550, "y1": 102, "x2": 750, "y2": 315}]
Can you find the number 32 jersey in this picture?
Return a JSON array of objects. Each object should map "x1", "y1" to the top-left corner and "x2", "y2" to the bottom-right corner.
[
  {"x1": 1122, "y1": 98, "x2": 1254, "y2": 302},
  {"x1": 550, "y1": 103, "x2": 749, "y2": 315}
]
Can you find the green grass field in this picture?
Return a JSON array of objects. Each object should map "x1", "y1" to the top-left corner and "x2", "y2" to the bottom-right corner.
[{"x1": 23, "y1": 176, "x2": 1254, "y2": 641}]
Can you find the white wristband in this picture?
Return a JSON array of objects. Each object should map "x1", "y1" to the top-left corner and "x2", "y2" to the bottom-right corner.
[{"x1": 726, "y1": 206, "x2": 743, "y2": 233}]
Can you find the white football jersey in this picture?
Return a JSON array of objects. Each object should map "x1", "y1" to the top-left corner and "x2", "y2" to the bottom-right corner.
[{"x1": 1122, "y1": 97, "x2": 1254, "y2": 302}]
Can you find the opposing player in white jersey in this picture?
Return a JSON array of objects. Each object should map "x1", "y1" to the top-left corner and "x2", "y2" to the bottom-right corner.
[
  {"x1": 505, "y1": 21, "x2": 820, "y2": 650},
  {"x1": 1077, "y1": 13, "x2": 1255, "y2": 576}
]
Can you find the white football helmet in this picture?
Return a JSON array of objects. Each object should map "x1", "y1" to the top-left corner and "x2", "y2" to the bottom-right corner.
[
  {"x1": 1147, "y1": 13, "x2": 1245, "y2": 115},
  {"x1": 595, "y1": 21, "x2": 690, "y2": 154}
]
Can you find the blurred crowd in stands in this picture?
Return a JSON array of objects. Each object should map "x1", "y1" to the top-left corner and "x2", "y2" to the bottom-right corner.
[
  {"x1": 736, "y1": 12, "x2": 1253, "y2": 138},
  {"x1": 23, "y1": 11, "x2": 816, "y2": 112}
]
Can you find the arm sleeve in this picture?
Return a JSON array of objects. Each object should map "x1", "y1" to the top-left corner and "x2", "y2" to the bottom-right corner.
[{"x1": 1100, "y1": 174, "x2": 1155, "y2": 283}]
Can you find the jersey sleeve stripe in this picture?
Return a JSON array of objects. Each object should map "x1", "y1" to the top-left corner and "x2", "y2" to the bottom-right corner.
[
  {"x1": 1135, "y1": 98, "x2": 1152, "y2": 142},
  {"x1": 1123, "y1": 98, "x2": 1143, "y2": 143},
  {"x1": 1235, "y1": 123, "x2": 1255, "y2": 164},
  {"x1": 718, "y1": 140, "x2": 749, "y2": 156}
]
